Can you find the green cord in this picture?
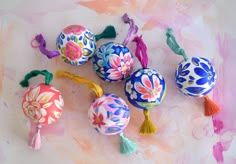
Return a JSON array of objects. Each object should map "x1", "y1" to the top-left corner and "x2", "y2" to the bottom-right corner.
[
  {"x1": 20, "y1": 70, "x2": 53, "y2": 87},
  {"x1": 166, "y1": 28, "x2": 188, "y2": 61}
]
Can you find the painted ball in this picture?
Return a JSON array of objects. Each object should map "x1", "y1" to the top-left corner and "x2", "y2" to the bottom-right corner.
[
  {"x1": 88, "y1": 93, "x2": 130, "y2": 135},
  {"x1": 22, "y1": 84, "x2": 64, "y2": 125},
  {"x1": 125, "y1": 68, "x2": 166, "y2": 109},
  {"x1": 56, "y1": 25, "x2": 96, "y2": 66},
  {"x1": 175, "y1": 57, "x2": 216, "y2": 97},
  {"x1": 93, "y1": 42, "x2": 133, "y2": 82}
]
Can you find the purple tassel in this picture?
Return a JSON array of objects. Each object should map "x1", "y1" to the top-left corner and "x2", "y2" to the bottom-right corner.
[
  {"x1": 122, "y1": 13, "x2": 138, "y2": 46},
  {"x1": 29, "y1": 125, "x2": 42, "y2": 150},
  {"x1": 34, "y1": 34, "x2": 60, "y2": 59},
  {"x1": 132, "y1": 35, "x2": 148, "y2": 68}
]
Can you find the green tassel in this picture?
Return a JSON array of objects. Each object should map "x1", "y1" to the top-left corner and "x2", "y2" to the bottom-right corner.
[
  {"x1": 95, "y1": 25, "x2": 116, "y2": 41},
  {"x1": 19, "y1": 70, "x2": 53, "y2": 87},
  {"x1": 119, "y1": 133, "x2": 137, "y2": 155},
  {"x1": 139, "y1": 109, "x2": 157, "y2": 135}
]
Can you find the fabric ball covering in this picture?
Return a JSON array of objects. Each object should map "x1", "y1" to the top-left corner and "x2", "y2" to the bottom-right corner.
[
  {"x1": 125, "y1": 68, "x2": 166, "y2": 109},
  {"x1": 88, "y1": 93, "x2": 130, "y2": 135},
  {"x1": 56, "y1": 25, "x2": 96, "y2": 66},
  {"x1": 22, "y1": 83, "x2": 64, "y2": 125},
  {"x1": 175, "y1": 57, "x2": 216, "y2": 97},
  {"x1": 93, "y1": 42, "x2": 133, "y2": 82}
]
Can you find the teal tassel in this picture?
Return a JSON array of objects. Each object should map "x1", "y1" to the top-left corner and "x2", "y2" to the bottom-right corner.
[
  {"x1": 95, "y1": 25, "x2": 116, "y2": 41},
  {"x1": 119, "y1": 133, "x2": 137, "y2": 155}
]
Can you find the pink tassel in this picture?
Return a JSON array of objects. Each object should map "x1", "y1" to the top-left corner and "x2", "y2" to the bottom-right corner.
[{"x1": 29, "y1": 125, "x2": 41, "y2": 150}]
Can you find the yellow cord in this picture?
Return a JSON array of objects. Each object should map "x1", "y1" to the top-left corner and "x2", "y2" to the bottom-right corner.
[{"x1": 56, "y1": 71, "x2": 103, "y2": 98}]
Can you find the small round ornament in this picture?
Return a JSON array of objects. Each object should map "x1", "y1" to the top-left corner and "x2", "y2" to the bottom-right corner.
[
  {"x1": 56, "y1": 71, "x2": 137, "y2": 155},
  {"x1": 124, "y1": 36, "x2": 166, "y2": 135},
  {"x1": 32, "y1": 25, "x2": 116, "y2": 66},
  {"x1": 20, "y1": 70, "x2": 64, "y2": 149},
  {"x1": 93, "y1": 13, "x2": 138, "y2": 82},
  {"x1": 166, "y1": 28, "x2": 220, "y2": 116}
]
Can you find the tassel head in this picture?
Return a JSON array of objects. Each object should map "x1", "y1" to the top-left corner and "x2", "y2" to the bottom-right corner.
[
  {"x1": 56, "y1": 25, "x2": 96, "y2": 66},
  {"x1": 204, "y1": 96, "x2": 220, "y2": 116},
  {"x1": 119, "y1": 133, "x2": 137, "y2": 155},
  {"x1": 139, "y1": 109, "x2": 157, "y2": 134}
]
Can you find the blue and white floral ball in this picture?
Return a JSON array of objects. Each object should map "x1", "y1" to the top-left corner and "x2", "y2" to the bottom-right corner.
[
  {"x1": 56, "y1": 25, "x2": 96, "y2": 66},
  {"x1": 175, "y1": 57, "x2": 216, "y2": 97},
  {"x1": 93, "y1": 42, "x2": 133, "y2": 82},
  {"x1": 124, "y1": 68, "x2": 166, "y2": 109}
]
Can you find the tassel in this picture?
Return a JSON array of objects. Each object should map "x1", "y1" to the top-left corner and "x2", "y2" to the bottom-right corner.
[
  {"x1": 95, "y1": 26, "x2": 116, "y2": 41},
  {"x1": 204, "y1": 96, "x2": 220, "y2": 116},
  {"x1": 29, "y1": 125, "x2": 42, "y2": 150},
  {"x1": 33, "y1": 34, "x2": 60, "y2": 59},
  {"x1": 139, "y1": 109, "x2": 157, "y2": 134},
  {"x1": 119, "y1": 133, "x2": 137, "y2": 155}
]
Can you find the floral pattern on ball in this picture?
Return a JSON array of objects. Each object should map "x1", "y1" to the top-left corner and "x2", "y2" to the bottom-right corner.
[
  {"x1": 56, "y1": 25, "x2": 96, "y2": 66},
  {"x1": 93, "y1": 42, "x2": 133, "y2": 82},
  {"x1": 175, "y1": 57, "x2": 216, "y2": 97},
  {"x1": 22, "y1": 84, "x2": 64, "y2": 125},
  {"x1": 125, "y1": 68, "x2": 166, "y2": 109},
  {"x1": 88, "y1": 93, "x2": 130, "y2": 135}
]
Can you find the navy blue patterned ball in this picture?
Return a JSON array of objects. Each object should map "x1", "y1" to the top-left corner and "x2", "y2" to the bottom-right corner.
[
  {"x1": 124, "y1": 68, "x2": 166, "y2": 109},
  {"x1": 93, "y1": 42, "x2": 133, "y2": 82},
  {"x1": 175, "y1": 57, "x2": 216, "y2": 97}
]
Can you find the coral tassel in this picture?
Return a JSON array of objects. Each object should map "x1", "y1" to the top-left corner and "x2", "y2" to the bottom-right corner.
[
  {"x1": 139, "y1": 109, "x2": 157, "y2": 134},
  {"x1": 29, "y1": 125, "x2": 42, "y2": 150},
  {"x1": 204, "y1": 96, "x2": 220, "y2": 116},
  {"x1": 119, "y1": 133, "x2": 137, "y2": 155}
]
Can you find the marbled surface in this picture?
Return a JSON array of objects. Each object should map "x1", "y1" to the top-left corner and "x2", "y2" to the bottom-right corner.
[{"x1": 0, "y1": 0, "x2": 235, "y2": 163}]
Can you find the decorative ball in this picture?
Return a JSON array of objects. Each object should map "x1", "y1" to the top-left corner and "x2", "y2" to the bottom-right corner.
[
  {"x1": 125, "y1": 68, "x2": 166, "y2": 109},
  {"x1": 88, "y1": 93, "x2": 130, "y2": 135},
  {"x1": 93, "y1": 42, "x2": 133, "y2": 82},
  {"x1": 175, "y1": 57, "x2": 216, "y2": 97},
  {"x1": 56, "y1": 25, "x2": 96, "y2": 66},
  {"x1": 22, "y1": 83, "x2": 64, "y2": 125}
]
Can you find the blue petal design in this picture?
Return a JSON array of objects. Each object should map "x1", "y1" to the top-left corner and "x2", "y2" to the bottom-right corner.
[
  {"x1": 108, "y1": 104, "x2": 117, "y2": 108},
  {"x1": 200, "y1": 57, "x2": 210, "y2": 63},
  {"x1": 114, "y1": 109, "x2": 122, "y2": 115},
  {"x1": 177, "y1": 77, "x2": 187, "y2": 83},
  {"x1": 105, "y1": 127, "x2": 121, "y2": 133},
  {"x1": 107, "y1": 111, "x2": 112, "y2": 118},
  {"x1": 200, "y1": 62, "x2": 210, "y2": 72},
  {"x1": 189, "y1": 76, "x2": 195, "y2": 80},
  {"x1": 83, "y1": 37, "x2": 87, "y2": 45},
  {"x1": 180, "y1": 70, "x2": 190, "y2": 76},
  {"x1": 111, "y1": 117, "x2": 120, "y2": 122},
  {"x1": 185, "y1": 87, "x2": 205, "y2": 94},
  {"x1": 79, "y1": 36, "x2": 83, "y2": 40},
  {"x1": 176, "y1": 83, "x2": 183, "y2": 89},
  {"x1": 114, "y1": 99, "x2": 122, "y2": 105},
  {"x1": 115, "y1": 47, "x2": 121, "y2": 54},
  {"x1": 122, "y1": 47, "x2": 129, "y2": 53},
  {"x1": 196, "y1": 78, "x2": 208, "y2": 85},
  {"x1": 194, "y1": 67, "x2": 208, "y2": 77},
  {"x1": 192, "y1": 57, "x2": 200, "y2": 66},
  {"x1": 122, "y1": 111, "x2": 130, "y2": 118},
  {"x1": 67, "y1": 37, "x2": 70, "y2": 41},
  {"x1": 183, "y1": 63, "x2": 191, "y2": 70}
]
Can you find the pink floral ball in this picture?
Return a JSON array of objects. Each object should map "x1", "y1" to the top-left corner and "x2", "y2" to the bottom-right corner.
[
  {"x1": 22, "y1": 84, "x2": 64, "y2": 125},
  {"x1": 93, "y1": 42, "x2": 133, "y2": 82},
  {"x1": 56, "y1": 25, "x2": 96, "y2": 66},
  {"x1": 88, "y1": 93, "x2": 130, "y2": 135}
]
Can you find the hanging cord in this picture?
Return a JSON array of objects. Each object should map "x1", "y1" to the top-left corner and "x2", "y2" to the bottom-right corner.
[
  {"x1": 132, "y1": 35, "x2": 148, "y2": 68},
  {"x1": 166, "y1": 28, "x2": 188, "y2": 61},
  {"x1": 20, "y1": 70, "x2": 53, "y2": 87},
  {"x1": 122, "y1": 13, "x2": 138, "y2": 46},
  {"x1": 56, "y1": 71, "x2": 103, "y2": 98}
]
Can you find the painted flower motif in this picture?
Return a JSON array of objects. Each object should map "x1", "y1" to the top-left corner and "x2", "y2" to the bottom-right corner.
[
  {"x1": 135, "y1": 71, "x2": 142, "y2": 77},
  {"x1": 125, "y1": 80, "x2": 133, "y2": 94},
  {"x1": 107, "y1": 51, "x2": 133, "y2": 80},
  {"x1": 63, "y1": 25, "x2": 86, "y2": 35},
  {"x1": 22, "y1": 86, "x2": 55, "y2": 124},
  {"x1": 64, "y1": 42, "x2": 82, "y2": 61},
  {"x1": 175, "y1": 62, "x2": 191, "y2": 89},
  {"x1": 92, "y1": 113, "x2": 106, "y2": 128},
  {"x1": 92, "y1": 96, "x2": 107, "y2": 109},
  {"x1": 144, "y1": 69, "x2": 156, "y2": 76},
  {"x1": 194, "y1": 62, "x2": 216, "y2": 86},
  {"x1": 130, "y1": 91, "x2": 137, "y2": 100},
  {"x1": 134, "y1": 74, "x2": 162, "y2": 102}
]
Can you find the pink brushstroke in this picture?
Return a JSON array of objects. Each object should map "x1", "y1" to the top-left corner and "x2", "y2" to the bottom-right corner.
[{"x1": 212, "y1": 33, "x2": 236, "y2": 162}]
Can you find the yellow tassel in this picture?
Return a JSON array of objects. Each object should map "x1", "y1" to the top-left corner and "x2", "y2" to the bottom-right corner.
[
  {"x1": 204, "y1": 96, "x2": 220, "y2": 116},
  {"x1": 139, "y1": 109, "x2": 157, "y2": 134},
  {"x1": 56, "y1": 71, "x2": 103, "y2": 97}
]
